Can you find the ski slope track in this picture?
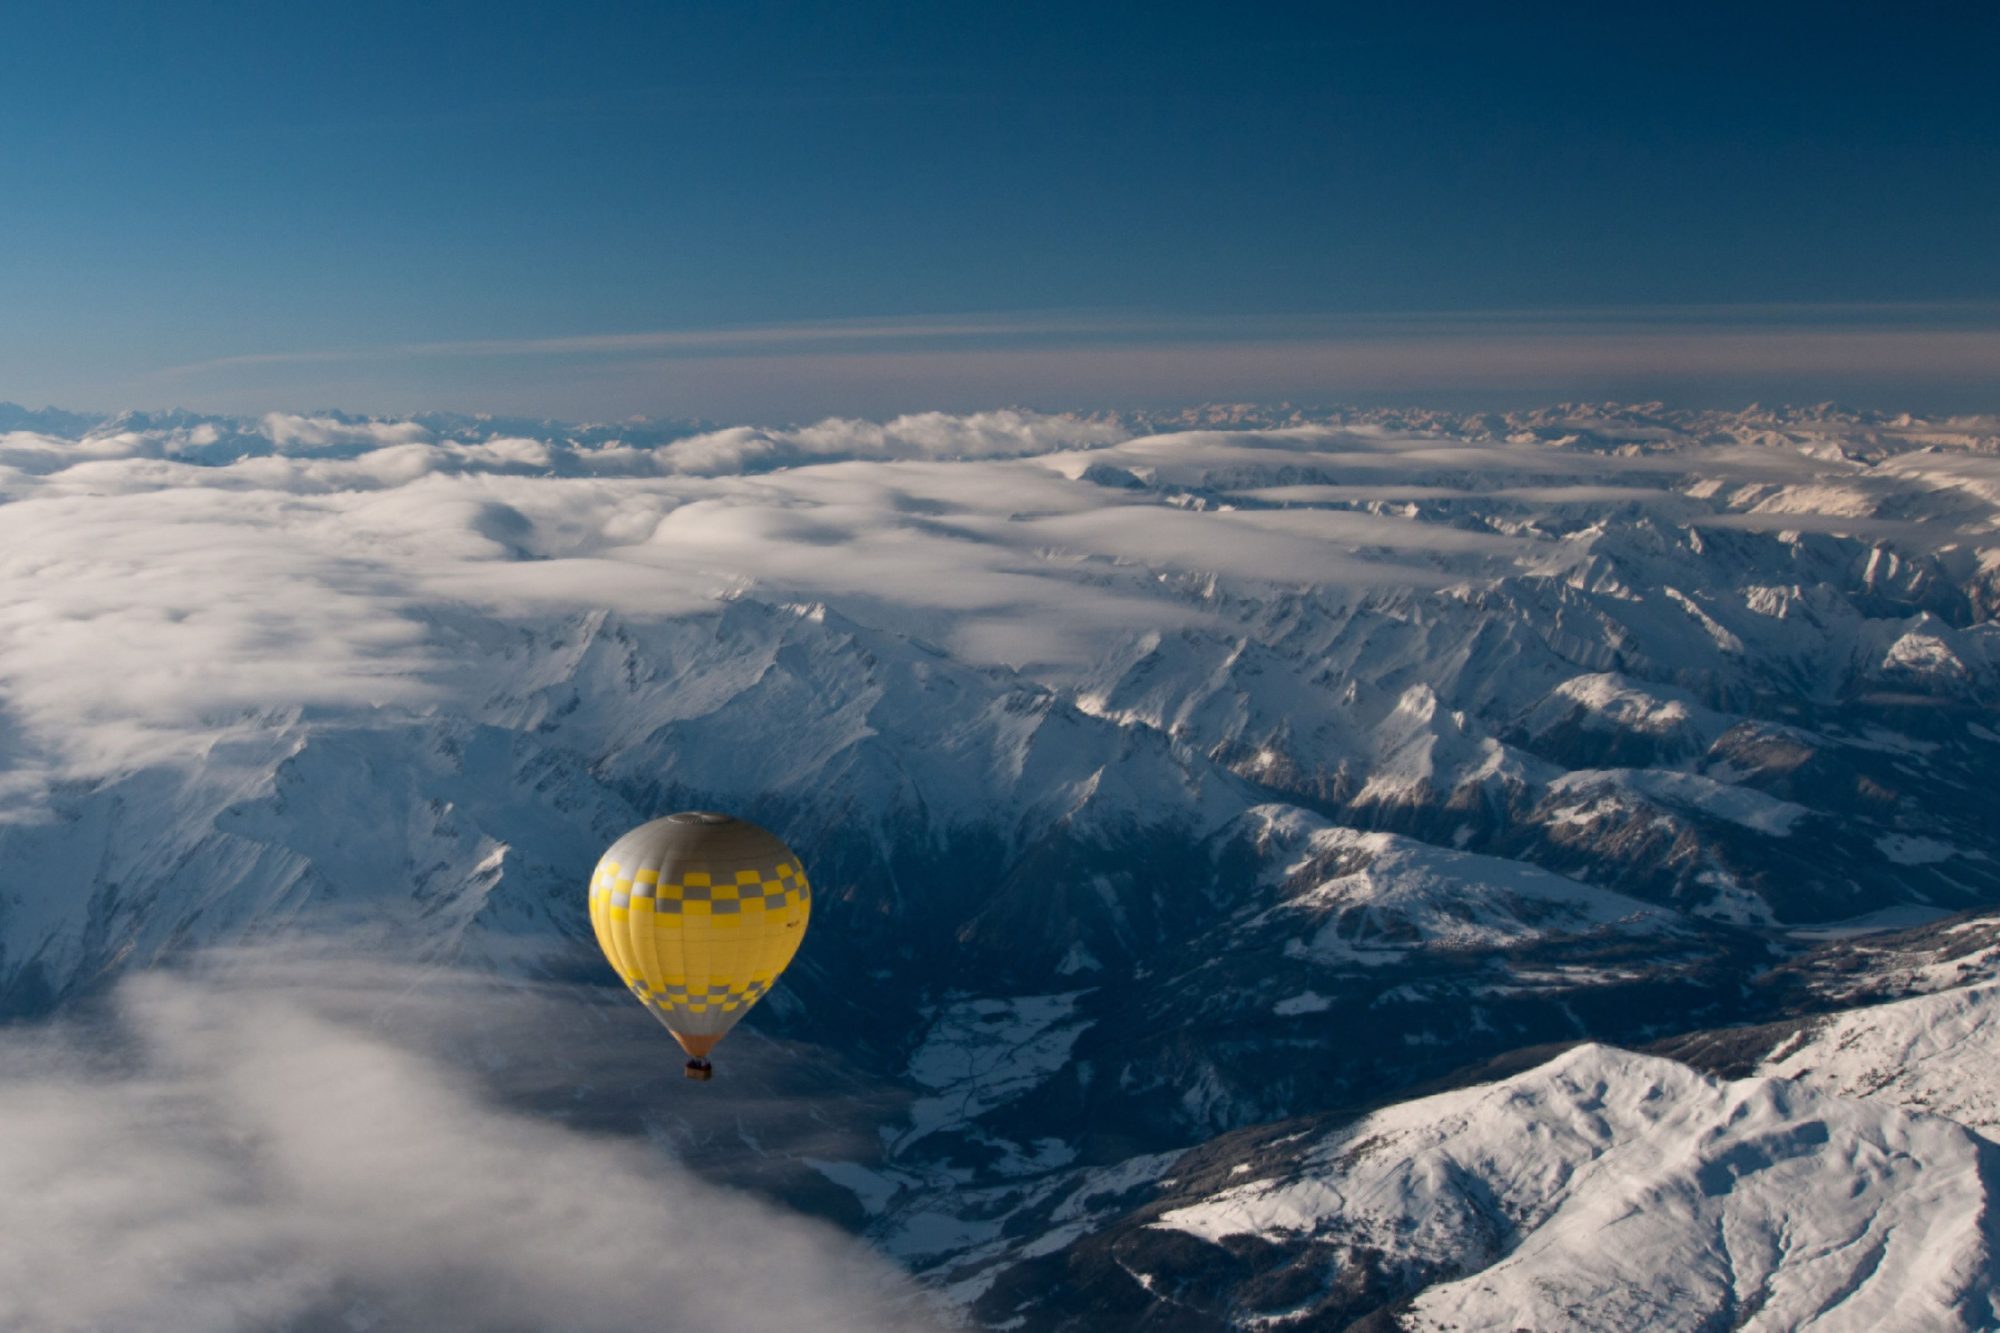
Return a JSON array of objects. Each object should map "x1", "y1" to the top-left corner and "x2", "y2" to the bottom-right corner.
[{"x1": 3, "y1": 401, "x2": 2000, "y2": 1327}]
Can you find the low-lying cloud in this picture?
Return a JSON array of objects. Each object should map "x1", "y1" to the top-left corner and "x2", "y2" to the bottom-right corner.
[
  {"x1": 656, "y1": 409, "x2": 1128, "y2": 474},
  {"x1": 0, "y1": 962, "x2": 933, "y2": 1333},
  {"x1": 0, "y1": 402, "x2": 1993, "y2": 807}
]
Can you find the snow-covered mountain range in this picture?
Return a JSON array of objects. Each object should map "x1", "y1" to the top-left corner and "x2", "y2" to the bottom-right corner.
[{"x1": 2, "y1": 399, "x2": 1998, "y2": 1327}]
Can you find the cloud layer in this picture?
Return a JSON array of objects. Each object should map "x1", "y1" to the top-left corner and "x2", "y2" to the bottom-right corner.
[
  {"x1": 0, "y1": 402, "x2": 1994, "y2": 804},
  {"x1": 0, "y1": 960, "x2": 930, "y2": 1333}
]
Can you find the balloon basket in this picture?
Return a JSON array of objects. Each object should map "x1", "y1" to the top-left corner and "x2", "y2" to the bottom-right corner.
[{"x1": 683, "y1": 1058, "x2": 714, "y2": 1082}]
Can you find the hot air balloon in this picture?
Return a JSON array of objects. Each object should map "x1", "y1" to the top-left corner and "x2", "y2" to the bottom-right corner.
[{"x1": 587, "y1": 812, "x2": 812, "y2": 1080}]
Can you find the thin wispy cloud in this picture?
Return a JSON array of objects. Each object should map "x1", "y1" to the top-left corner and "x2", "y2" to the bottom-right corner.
[
  {"x1": 138, "y1": 304, "x2": 2000, "y2": 420},
  {"x1": 158, "y1": 302, "x2": 2000, "y2": 369},
  {"x1": 151, "y1": 313, "x2": 1172, "y2": 381}
]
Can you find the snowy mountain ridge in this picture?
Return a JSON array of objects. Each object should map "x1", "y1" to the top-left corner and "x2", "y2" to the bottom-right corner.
[
  {"x1": 926, "y1": 964, "x2": 2000, "y2": 1331},
  {"x1": 1150, "y1": 1043, "x2": 2000, "y2": 1332}
]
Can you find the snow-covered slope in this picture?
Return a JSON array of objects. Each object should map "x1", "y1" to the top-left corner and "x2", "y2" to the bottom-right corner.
[
  {"x1": 950, "y1": 1040, "x2": 2000, "y2": 1331},
  {"x1": 1240, "y1": 805, "x2": 1679, "y2": 961},
  {"x1": 1761, "y1": 978, "x2": 2000, "y2": 1136},
  {"x1": 1384, "y1": 1047, "x2": 1997, "y2": 1332}
]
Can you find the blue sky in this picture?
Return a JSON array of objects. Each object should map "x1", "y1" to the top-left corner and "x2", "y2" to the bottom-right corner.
[{"x1": 3, "y1": 1, "x2": 1995, "y2": 418}]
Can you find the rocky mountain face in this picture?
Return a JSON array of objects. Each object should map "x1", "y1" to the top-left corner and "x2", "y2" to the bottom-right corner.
[{"x1": 2, "y1": 401, "x2": 1999, "y2": 1327}]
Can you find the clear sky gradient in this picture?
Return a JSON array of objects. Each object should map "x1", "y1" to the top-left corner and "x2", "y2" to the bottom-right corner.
[{"x1": 3, "y1": 1, "x2": 1996, "y2": 419}]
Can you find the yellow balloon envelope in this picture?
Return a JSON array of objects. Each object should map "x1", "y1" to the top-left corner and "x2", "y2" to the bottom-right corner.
[{"x1": 588, "y1": 812, "x2": 811, "y2": 1078}]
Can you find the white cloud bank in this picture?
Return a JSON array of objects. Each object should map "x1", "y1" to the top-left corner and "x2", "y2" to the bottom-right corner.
[
  {"x1": 0, "y1": 962, "x2": 933, "y2": 1333},
  {"x1": 0, "y1": 401, "x2": 1993, "y2": 802},
  {"x1": 655, "y1": 409, "x2": 1127, "y2": 474}
]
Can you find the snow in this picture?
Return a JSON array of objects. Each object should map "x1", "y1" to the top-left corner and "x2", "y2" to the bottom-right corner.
[
  {"x1": 894, "y1": 993, "x2": 1093, "y2": 1150},
  {"x1": 1884, "y1": 630, "x2": 1971, "y2": 680},
  {"x1": 1272, "y1": 991, "x2": 1333, "y2": 1016},
  {"x1": 1664, "y1": 586, "x2": 1747, "y2": 654},
  {"x1": 1787, "y1": 903, "x2": 1954, "y2": 941},
  {"x1": 1156, "y1": 1043, "x2": 2000, "y2": 1331},
  {"x1": 1246, "y1": 810, "x2": 1681, "y2": 960},
  {"x1": 878, "y1": 1209, "x2": 1007, "y2": 1263},
  {"x1": 1880, "y1": 833, "x2": 1958, "y2": 865},
  {"x1": 1539, "y1": 672, "x2": 1715, "y2": 737},
  {"x1": 1548, "y1": 769, "x2": 1810, "y2": 837},
  {"x1": 803, "y1": 1159, "x2": 905, "y2": 1216},
  {"x1": 1054, "y1": 941, "x2": 1102, "y2": 975},
  {"x1": 1761, "y1": 981, "x2": 2000, "y2": 1137},
  {"x1": 1694, "y1": 869, "x2": 1779, "y2": 927}
]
